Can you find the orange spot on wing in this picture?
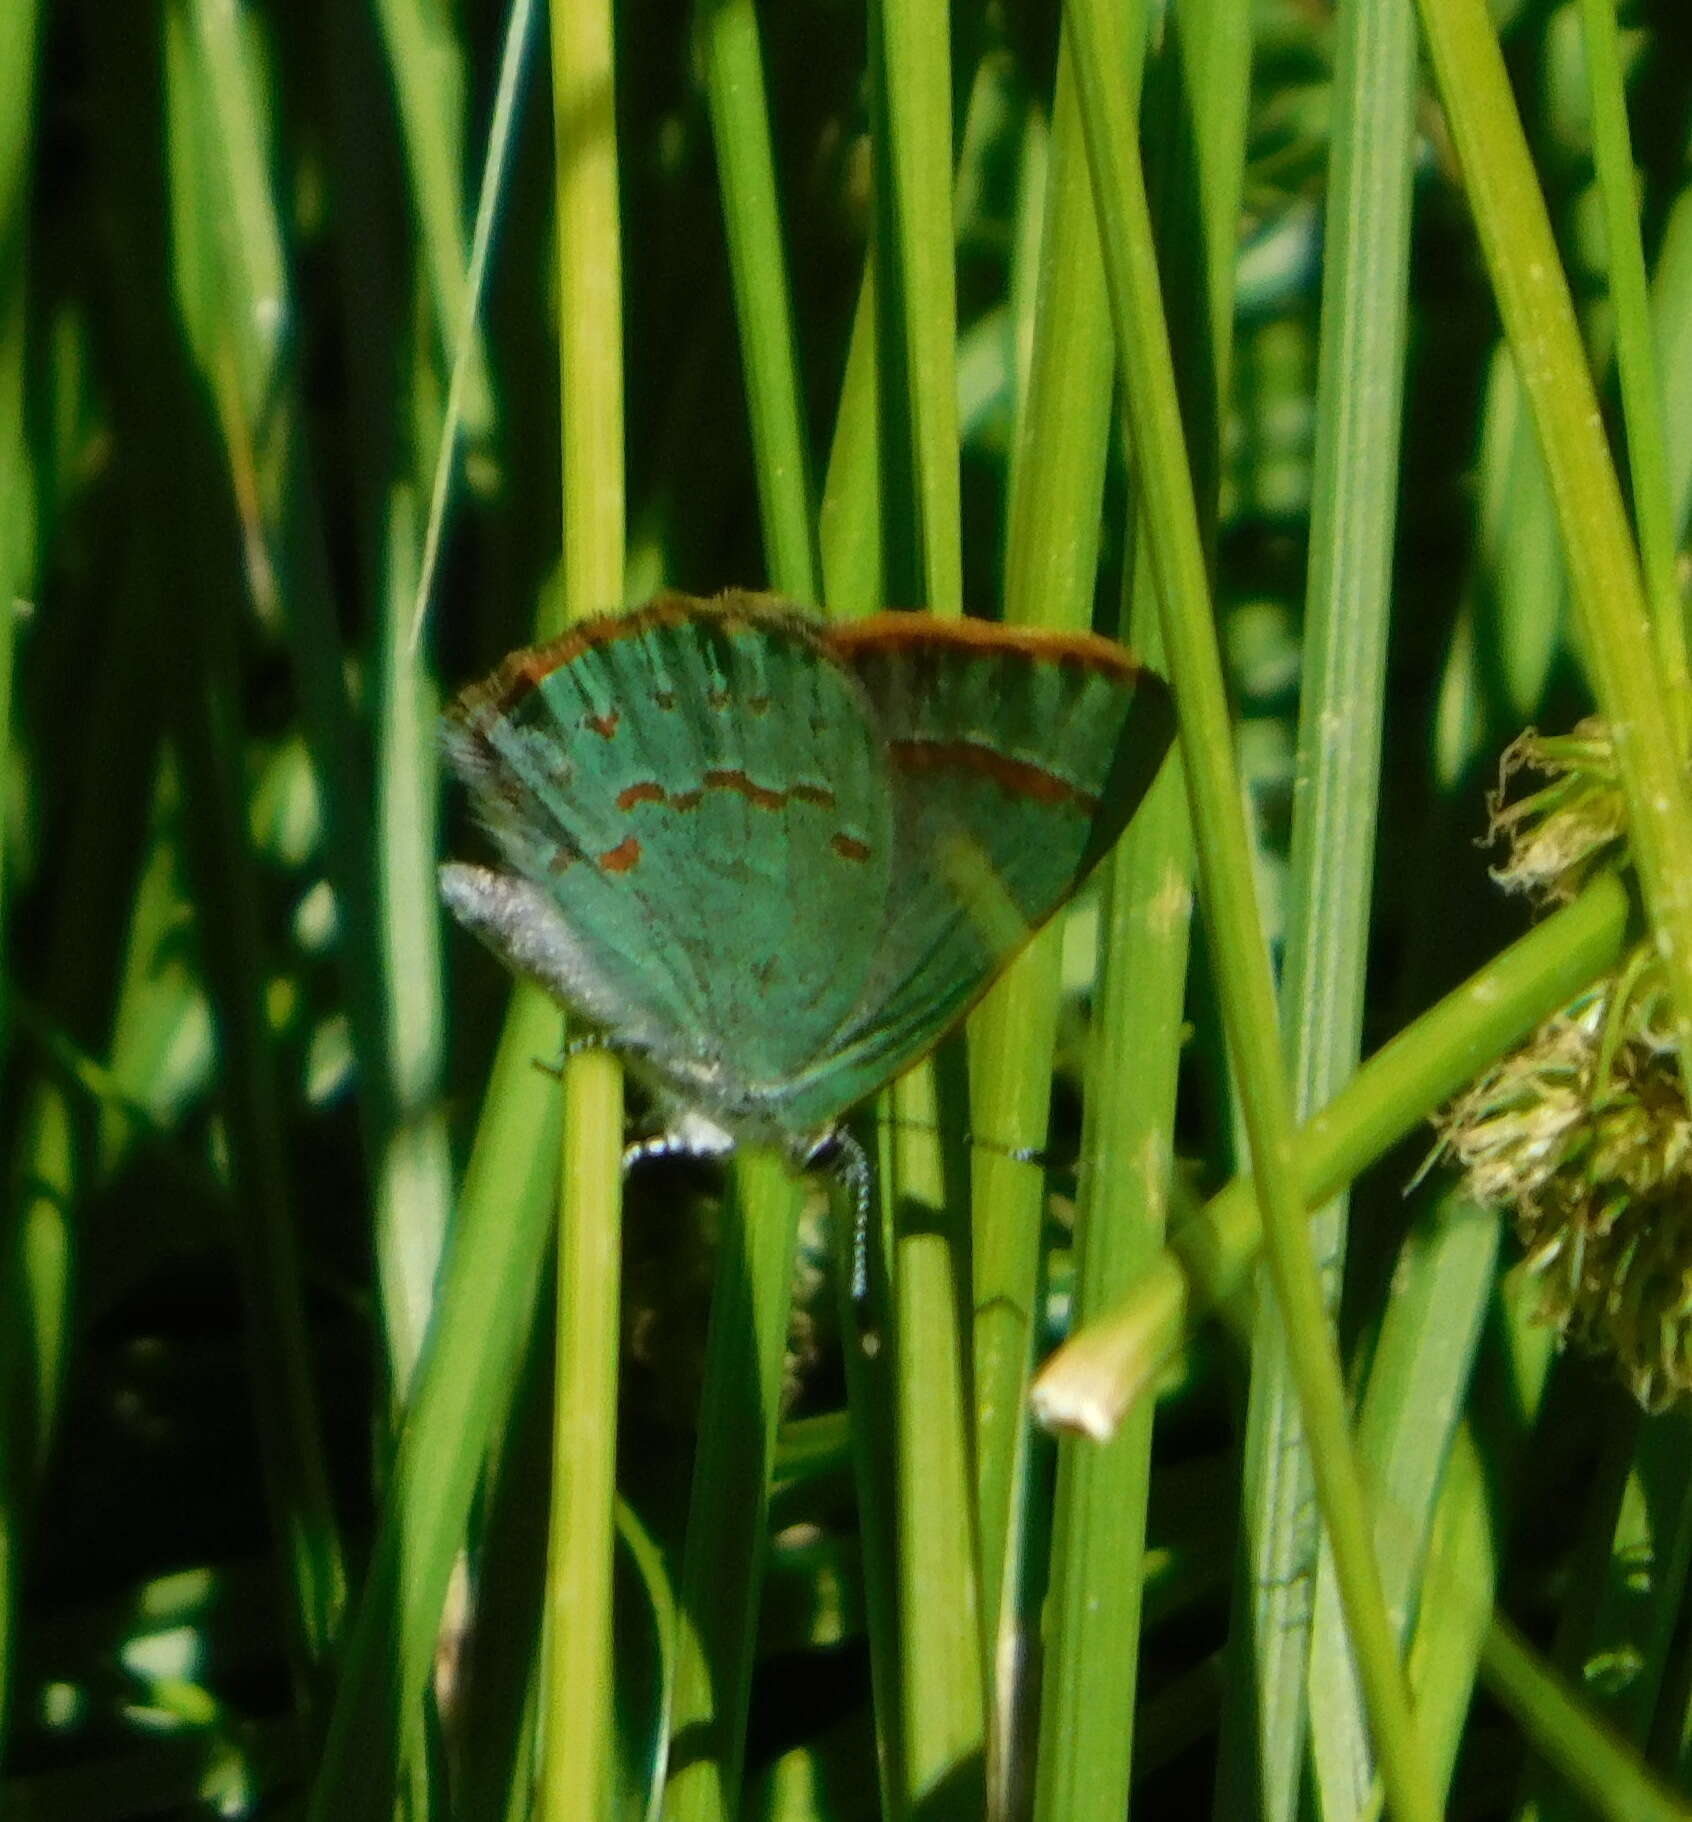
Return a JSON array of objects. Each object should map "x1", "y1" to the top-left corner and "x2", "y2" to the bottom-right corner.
[
  {"x1": 831, "y1": 832, "x2": 872, "y2": 863},
  {"x1": 671, "y1": 789, "x2": 703, "y2": 811},
  {"x1": 616, "y1": 780, "x2": 666, "y2": 811},
  {"x1": 599, "y1": 836, "x2": 642, "y2": 873},
  {"x1": 828, "y1": 611, "x2": 1144, "y2": 681},
  {"x1": 704, "y1": 768, "x2": 784, "y2": 810},
  {"x1": 890, "y1": 739, "x2": 1096, "y2": 812},
  {"x1": 585, "y1": 709, "x2": 621, "y2": 739},
  {"x1": 444, "y1": 591, "x2": 837, "y2": 731},
  {"x1": 792, "y1": 782, "x2": 838, "y2": 809}
]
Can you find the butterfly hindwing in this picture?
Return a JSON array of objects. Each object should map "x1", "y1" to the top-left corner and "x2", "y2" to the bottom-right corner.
[{"x1": 771, "y1": 615, "x2": 1175, "y2": 1131}]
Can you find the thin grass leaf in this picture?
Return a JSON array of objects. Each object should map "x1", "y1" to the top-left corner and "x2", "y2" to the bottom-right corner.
[
  {"x1": 373, "y1": 0, "x2": 496, "y2": 442},
  {"x1": 968, "y1": 44, "x2": 1115, "y2": 1791},
  {"x1": 410, "y1": 0, "x2": 539, "y2": 655},
  {"x1": 374, "y1": 491, "x2": 453, "y2": 1392},
  {"x1": 540, "y1": 0, "x2": 629, "y2": 1811},
  {"x1": 1414, "y1": 0, "x2": 1692, "y2": 1077},
  {"x1": 860, "y1": 1, "x2": 986, "y2": 1810},
  {"x1": 1483, "y1": 1615, "x2": 1692, "y2": 1822},
  {"x1": 1576, "y1": 0, "x2": 1687, "y2": 730},
  {"x1": 1061, "y1": 0, "x2": 1438, "y2": 1810},
  {"x1": 1225, "y1": 0, "x2": 1416, "y2": 1811},
  {"x1": 1034, "y1": 870, "x2": 1631, "y2": 1435},
  {"x1": 664, "y1": 3, "x2": 820, "y2": 1809},
  {"x1": 696, "y1": 0, "x2": 820, "y2": 603},
  {"x1": 307, "y1": 986, "x2": 564, "y2": 1822},
  {"x1": 1306, "y1": 1193, "x2": 1501, "y2": 1818},
  {"x1": 0, "y1": 2, "x2": 42, "y2": 1750}
]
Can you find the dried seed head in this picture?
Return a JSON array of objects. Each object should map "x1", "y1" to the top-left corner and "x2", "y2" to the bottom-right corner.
[
  {"x1": 1486, "y1": 719, "x2": 1628, "y2": 904},
  {"x1": 1437, "y1": 948, "x2": 1692, "y2": 1410}
]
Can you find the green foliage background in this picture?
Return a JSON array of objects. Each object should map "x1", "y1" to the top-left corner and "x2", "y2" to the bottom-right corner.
[{"x1": 5, "y1": 0, "x2": 1692, "y2": 1817}]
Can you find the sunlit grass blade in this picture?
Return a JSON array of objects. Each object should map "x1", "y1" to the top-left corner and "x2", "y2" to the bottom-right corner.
[
  {"x1": 0, "y1": 0, "x2": 43, "y2": 1760},
  {"x1": 1224, "y1": 0, "x2": 1416, "y2": 1811},
  {"x1": 969, "y1": 44, "x2": 1113, "y2": 1789},
  {"x1": 696, "y1": 0, "x2": 819, "y2": 603},
  {"x1": 1033, "y1": 873, "x2": 1630, "y2": 1436},
  {"x1": 308, "y1": 986, "x2": 564, "y2": 1822},
  {"x1": 409, "y1": 0, "x2": 539, "y2": 655},
  {"x1": 1305, "y1": 1193, "x2": 1499, "y2": 1818},
  {"x1": 1413, "y1": 0, "x2": 1692, "y2": 1072},
  {"x1": 1482, "y1": 1615, "x2": 1692, "y2": 1822},
  {"x1": 1576, "y1": 0, "x2": 1687, "y2": 731},
  {"x1": 539, "y1": 0, "x2": 629, "y2": 1811},
  {"x1": 1062, "y1": 0, "x2": 1437, "y2": 1810},
  {"x1": 864, "y1": 0, "x2": 987, "y2": 1808},
  {"x1": 373, "y1": 0, "x2": 496, "y2": 442},
  {"x1": 665, "y1": 2, "x2": 818, "y2": 1809}
]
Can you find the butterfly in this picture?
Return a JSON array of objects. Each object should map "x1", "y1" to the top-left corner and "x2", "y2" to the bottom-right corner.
[{"x1": 440, "y1": 590, "x2": 1174, "y2": 1223}]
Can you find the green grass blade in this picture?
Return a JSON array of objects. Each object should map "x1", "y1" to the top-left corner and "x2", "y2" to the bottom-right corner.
[
  {"x1": 1483, "y1": 1616, "x2": 1692, "y2": 1822},
  {"x1": 410, "y1": 0, "x2": 538, "y2": 654},
  {"x1": 666, "y1": 1157, "x2": 804, "y2": 1821},
  {"x1": 1414, "y1": 0, "x2": 1692, "y2": 1075},
  {"x1": 1061, "y1": 0, "x2": 1437, "y2": 1811},
  {"x1": 1034, "y1": 0, "x2": 1245, "y2": 1810},
  {"x1": 861, "y1": 0, "x2": 985, "y2": 1809},
  {"x1": 0, "y1": 0, "x2": 39, "y2": 1049},
  {"x1": 1032, "y1": 565, "x2": 1188, "y2": 1822},
  {"x1": 540, "y1": 0, "x2": 629, "y2": 1809},
  {"x1": 307, "y1": 986, "x2": 563, "y2": 1822},
  {"x1": 374, "y1": 494, "x2": 453, "y2": 1393},
  {"x1": 818, "y1": 270, "x2": 884, "y2": 616},
  {"x1": 886, "y1": 1066, "x2": 986, "y2": 1816},
  {"x1": 696, "y1": 0, "x2": 820, "y2": 602},
  {"x1": 1652, "y1": 186, "x2": 1692, "y2": 534},
  {"x1": 1034, "y1": 871, "x2": 1630, "y2": 1437},
  {"x1": 1576, "y1": 0, "x2": 1687, "y2": 728},
  {"x1": 1306, "y1": 1194, "x2": 1501, "y2": 1817},
  {"x1": 0, "y1": 0, "x2": 41, "y2": 1759},
  {"x1": 372, "y1": 0, "x2": 495, "y2": 440},
  {"x1": 869, "y1": 0, "x2": 962, "y2": 613},
  {"x1": 968, "y1": 44, "x2": 1115, "y2": 1777},
  {"x1": 1225, "y1": 0, "x2": 1417, "y2": 1811},
  {"x1": 665, "y1": 6, "x2": 822, "y2": 1808}
]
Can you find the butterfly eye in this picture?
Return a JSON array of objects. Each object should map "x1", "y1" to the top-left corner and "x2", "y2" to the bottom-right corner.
[{"x1": 800, "y1": 1130, "x2": 844, "y2": 1173}]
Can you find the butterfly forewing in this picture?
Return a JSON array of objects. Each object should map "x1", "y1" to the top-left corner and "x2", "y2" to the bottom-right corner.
[{"x1": 444, "y1": 595, "x2": 894, "y2": 1093}]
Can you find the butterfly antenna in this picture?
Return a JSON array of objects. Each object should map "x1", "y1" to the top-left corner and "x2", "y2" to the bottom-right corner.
[
  {"x1": 802, "y1": 1128, "x2": 875, "y2": 1304},
  {"x1": 874, "y1": 1112, "x2": 1051, "y2": 1169},
  {"x1": 839, "y1": 1133, "x2": 874, "y2": 1303}
]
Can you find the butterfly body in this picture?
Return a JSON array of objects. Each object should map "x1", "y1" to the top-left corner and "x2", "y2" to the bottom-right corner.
[{"x1": 441, "y1": 591, "x2": 1173, "y2": 1173}]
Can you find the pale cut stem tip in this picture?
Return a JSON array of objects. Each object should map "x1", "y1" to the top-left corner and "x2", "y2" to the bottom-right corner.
[
  {"x1": 1029, "y1": 1348, "x2": 1134, "y2": 1442},
  {"x1": 1030, "y1": 1269, "x2": 1187, "y2": 1440}
]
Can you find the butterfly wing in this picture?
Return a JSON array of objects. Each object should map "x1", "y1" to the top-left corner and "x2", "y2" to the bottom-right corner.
[
  {"x1": 442, "y1": 594, "x2": 894, "y2": 1101},
  {"x1": 770, "y1": 614, "x2": 1174, "y2": 1131}
]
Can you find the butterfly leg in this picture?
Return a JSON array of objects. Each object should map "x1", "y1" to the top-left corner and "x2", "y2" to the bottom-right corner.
[{"x1": 531, "y1": 1029, "x2": 620, "y2": 1080}]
